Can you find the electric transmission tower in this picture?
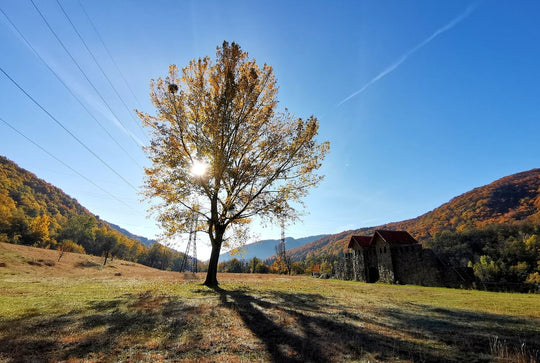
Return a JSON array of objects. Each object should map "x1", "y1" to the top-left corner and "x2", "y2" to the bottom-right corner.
[
  {"x1": 180, "y1": 214, "x2": 198, "y2": 273},
  {"x1": 275, "y1": 219, "x2": 291, "y2": 274},
  {"x1": 280, "y1": 220, "x2": 286, "y2": 253}
]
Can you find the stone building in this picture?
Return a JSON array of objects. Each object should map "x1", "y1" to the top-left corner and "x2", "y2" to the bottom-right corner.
[{"x1": 336, "y1": 230, "x2": 473, "y2": 287}]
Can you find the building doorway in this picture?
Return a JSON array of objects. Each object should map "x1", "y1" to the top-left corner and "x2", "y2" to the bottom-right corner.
[{"x1": 367, "y1": 266, "x2": 379, "y2": 283}]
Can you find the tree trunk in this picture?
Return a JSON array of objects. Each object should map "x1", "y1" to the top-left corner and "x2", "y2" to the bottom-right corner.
[{"x1": 204, "y1": 242, "x2": 222, "y2": 287}]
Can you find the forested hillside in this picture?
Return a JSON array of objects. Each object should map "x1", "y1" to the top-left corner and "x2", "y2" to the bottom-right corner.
[
  {"x1": 290, "y1": 169, "x2": 540, "y2": 261},
  {"x1": 285, "y1": 169, "x2": 540, "y2": 287},
  {"x1": 0, "y1": 155, "x2": 193, "y2": 271}
]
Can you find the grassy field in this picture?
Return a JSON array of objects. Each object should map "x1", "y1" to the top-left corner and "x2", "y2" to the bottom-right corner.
[{"x1": 0, "y1": 242, "x2": 539, "y2": 362}]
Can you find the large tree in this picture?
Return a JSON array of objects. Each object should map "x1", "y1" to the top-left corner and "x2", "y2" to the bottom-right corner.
[{"x1": 139, "y1": 41, "x2": 329, "y2": 286}]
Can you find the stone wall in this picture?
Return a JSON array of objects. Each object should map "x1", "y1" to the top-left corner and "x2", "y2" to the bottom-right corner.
[
  {"x1": 423, "y1": 250, "x2": 474, "y2": 288},
  {"x1": 337, "y1": 250, "x2": 368, "y2": 281},
  {"x1": 351, "y1": 250, "x2": 366, "y2": 281},
  {"x1": 335, "y1": 232, "x2": 475, "y2": 287},
  {"x1": 374, "y1": 237, "x2": 394, "y2": 283},
  {"x1": 343, "y1": 252, "x2": 352, "y2": 280},
  {"x1": 336, "y1": 258, "x2": 343, "y2": 279},
  {"x1": 391, "y1": 247, "x2": 473, "y2": 287},
  {"x1": 335, "y1": 245, "x2": 474, "y2": 287},
  {"x1": 391, "y1": 244, "x2": 426, "y2": 285}
]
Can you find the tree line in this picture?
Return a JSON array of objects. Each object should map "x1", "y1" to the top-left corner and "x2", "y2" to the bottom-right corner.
[
  {"x1": 2, "y1": 209, "x2": 199, "y2": 272},
  {"x1": 426, "y1": 222, "x2": 540, "y2": 286},
  {"x1": 216, "y1": 254, "x2": 338, "y2": 276}
]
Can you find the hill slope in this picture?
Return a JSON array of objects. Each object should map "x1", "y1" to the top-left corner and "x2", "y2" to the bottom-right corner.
[
  {"x1": 290, "y1": 169, "x2": 540, "y2": 260},
  {"x1": 0, "y1": 156, "x2": 90, "y2": 225},
  {"x1": 0, "y1": 155, "x2": 140, "y2": 246},
  {"x1": 0, "y1": 156, "x2": 186, "y2": 266},
  {"x1": 0, "y1": 241, "x2": 171, "y2": 279}
]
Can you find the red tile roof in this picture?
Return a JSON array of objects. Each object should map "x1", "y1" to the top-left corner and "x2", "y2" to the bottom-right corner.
[
  {"x1": 374, "y1": 230, "x2": 418, "y2": 245},
  {"x1": 348, "y1": 236, "x2": 372, "y2": 249},
  {"x1": 347, "y1": 231, "x2": 418, "y2": 250}
]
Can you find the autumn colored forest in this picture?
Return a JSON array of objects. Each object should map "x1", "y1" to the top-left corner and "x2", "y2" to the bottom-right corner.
[
  {"x1": 0, "y1": 156, "x2": 192, "y2": 271},
  {"x1": 1, "y1": 154, "x2": 540, "y2": 289},
  {"x1": 286, "y1": 169, "x2": 540, "y2": 288}
]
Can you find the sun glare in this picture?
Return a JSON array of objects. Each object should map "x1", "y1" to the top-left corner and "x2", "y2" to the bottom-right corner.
[{"x1": 191, "y1": 159, "x2": 208, "y2": 177}]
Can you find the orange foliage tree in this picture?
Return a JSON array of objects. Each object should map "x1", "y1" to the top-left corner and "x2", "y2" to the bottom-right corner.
[{"x1": 139, "y1": 42, "x2": 329, "y2": 286}]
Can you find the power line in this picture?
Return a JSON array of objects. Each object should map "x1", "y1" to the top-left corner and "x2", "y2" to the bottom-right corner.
[
  {"x1": 0, "y1": 6, "x2": 142, "y2": 169},
  {"x1": 56, "y1": 0, "x2": 146, "y2": 135},
  {"x1": 77, "y1": 0, "x2": 143, "y2": 109},
  {"x1": 0, "y1": 65, "x2": 138, "y2": 192},
  {"x1": 0, "y1": 116, "x2": 135, "y2": 210},
  {"x1": 29, "y1": 0, "x2": 142, "y2": 149}
]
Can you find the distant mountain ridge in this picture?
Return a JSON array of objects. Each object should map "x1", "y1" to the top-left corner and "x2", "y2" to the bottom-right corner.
[
  {"x1": 220, "y1": 234, "x2": 328, "y2": 262},
  {"x1": 289, "y1": 169, "x2": 540, "y2": 261},
  {"x1": 107, "y1": 222, "x2": 157, "y2": 247}
]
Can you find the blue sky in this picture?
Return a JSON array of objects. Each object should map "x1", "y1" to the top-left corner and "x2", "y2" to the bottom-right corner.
[{"x1": 1, "y1": 1, "x2": 539, "y2": 260}]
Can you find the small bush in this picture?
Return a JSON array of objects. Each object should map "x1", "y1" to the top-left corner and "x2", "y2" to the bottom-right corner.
[{"x1": 27, "y1": 259, "x2": 55, "y2": 267}]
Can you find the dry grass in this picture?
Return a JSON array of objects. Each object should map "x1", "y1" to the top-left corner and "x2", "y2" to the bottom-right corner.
[
  {"x1": 0, "y1": 242, "x2": 539, "y2": 362},
  {"x1": 490, "y1": 336, "x2": 539, "y2": 363},
  {"x1": 0, "y1": 242, "x2": 180, "y2": 280}
]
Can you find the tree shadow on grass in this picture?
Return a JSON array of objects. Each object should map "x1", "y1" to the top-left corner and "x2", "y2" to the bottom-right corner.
[
  {"x1": 210, "y1": 286, "x2": 454, "y2": 362},
  {"x1": 375, "y1": 304, "x2": 540, "y2": 361},
  {"x1": 0, "y1": 312, "x2": 71, "y2": 362},
  {"x1": 0, "y1": 291, "x2": 196, "y2": 362},
  {"x1": 1, "y1": 286, "x2": 538, "y2": 362}
]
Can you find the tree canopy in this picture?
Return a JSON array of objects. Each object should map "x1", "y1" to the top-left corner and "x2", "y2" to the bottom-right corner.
[{"x1": 139, "y1": 41, "x2": 329, "y2": 286}]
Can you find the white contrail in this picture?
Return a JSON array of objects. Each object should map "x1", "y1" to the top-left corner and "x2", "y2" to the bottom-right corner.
[{"x1": 338, "y1": 3, "x2": 478, "y2": 106}]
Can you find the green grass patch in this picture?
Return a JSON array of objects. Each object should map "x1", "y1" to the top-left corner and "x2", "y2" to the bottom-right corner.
[
  {"x1": 0, "y1": 241, "x2": 538, "y2": 362},
  {"x1": 1, "y1": 272, "x2": 539, "y2": 362}
]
